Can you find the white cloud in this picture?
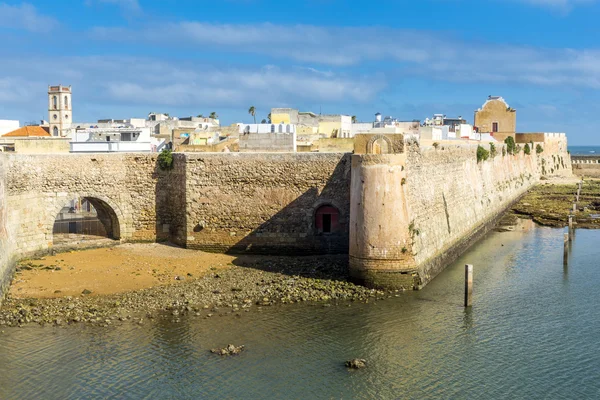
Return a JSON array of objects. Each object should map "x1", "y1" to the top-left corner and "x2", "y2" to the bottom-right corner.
[
  {"x1": 0, "y1": 56, "x2": 383, "y2": 116},
  {"x1": 88, "y1": 22, "x2": 600, "y2": 90},
  {"x1": 0, "y1": 3, "x2": 58, "y2": 33}
]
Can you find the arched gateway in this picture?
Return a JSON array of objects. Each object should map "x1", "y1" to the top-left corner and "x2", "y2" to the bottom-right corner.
[{"x1": 48, "y1": 194, "x2": 125, "y2": 246}]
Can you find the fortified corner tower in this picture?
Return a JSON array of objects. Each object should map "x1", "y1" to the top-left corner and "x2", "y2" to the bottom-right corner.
[
  {"x1": 48, "y1": 85, "x2": 72, "y2": 137},
  {"x1": 349, "y1": 134, "x2": 416, "y2": 290}
]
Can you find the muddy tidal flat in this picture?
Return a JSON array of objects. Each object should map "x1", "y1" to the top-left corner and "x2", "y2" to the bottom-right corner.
[
  {"x1": 511, "y1": 177, "x2": 600, "y2": 228},
  {"x1": 0, "y1": 244, "x2": 394, "y2": 328}
]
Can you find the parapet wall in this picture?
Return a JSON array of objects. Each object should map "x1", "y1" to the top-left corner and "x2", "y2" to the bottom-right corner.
[{"x1": 572, "y1": 156, "x2": 600, "y2": 177}]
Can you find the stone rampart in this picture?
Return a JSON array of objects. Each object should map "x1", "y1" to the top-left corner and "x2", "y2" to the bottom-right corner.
[
  {"x1": 3, "y1": 153, "x2": 162, "y2": 258},
  {"x1": 183, "y1": 153, "x2": 350, "y2": 254},
  {"x1": 0, "y1": 156, "x2": 16, "y2": 302},
  {"x1": 572, "y1": 155, "x2": 600, "y2": 177},
  {"x1": 0, "y1": 139, "x2": 573, "y2": 301},
  {"x1": 350, "y1": 140, "x2": 571, "y2": 289}
]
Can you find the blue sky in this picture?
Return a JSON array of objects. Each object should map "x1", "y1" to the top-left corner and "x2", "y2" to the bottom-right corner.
[{"x1": 1, "y1": 0, "x2": 600, "y2": 144}]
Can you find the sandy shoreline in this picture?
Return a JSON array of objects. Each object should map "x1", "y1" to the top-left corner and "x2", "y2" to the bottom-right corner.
[
  {"x1": 10, "y1": 243, "x2": 236, "y2": 298},
  {"x1": 0, "y1": 246, "x2": 392, "y2": 328}
]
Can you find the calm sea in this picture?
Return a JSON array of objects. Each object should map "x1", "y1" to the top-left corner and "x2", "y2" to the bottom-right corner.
[
  {"x1": 569, "y1": 145, "x2": 600, "y2": 155},
  {"x1": 1, "y1": 223, "x2": 600, "y2": 399}
]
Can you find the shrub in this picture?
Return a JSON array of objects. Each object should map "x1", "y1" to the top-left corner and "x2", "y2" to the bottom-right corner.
[
  {"x1": 433, "y1": 142, "x2": 439, "y2": 149},
  {"x1": 502, "y1": 146, "x2": 506, "y2": 157},
  {"x1": 157, "y1": 149, "x2": 174, "y2": 170},
  {"x1": 524, "y1": 143, "x2": 531, "y2": 155},
  {"x1": 490, "y1": 143, "x2": 497, "y2": 158},
  {"x1": 401, "y1": 178, "x2": 406, "y2": 185},
  {"x1": 477, "y1": 145, "x2": 490, "y2": 163},
  {"x1": 504, "y1": 136, "x2": 517, "y2": 155},
  {"x1": 536, "y1": 144, "x2": 543, "y2": 154}
]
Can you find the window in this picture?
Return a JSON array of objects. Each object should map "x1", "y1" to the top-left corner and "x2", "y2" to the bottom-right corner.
[
  {"x1": 52, "y1": 96, "x2": 57, "y2": 109},
  {"x1": 65, "y1": 114, "x2": 69, "y2": 120},
  {"x1": 286, "y1": 124, "x2": 291, "y2": 133},
  {"x1": 492, "y1": 122, "x2": 499, "y2": 133},
  {"x1": 64, "y1": 96, "x2": 69, "y2": 109},
  {"x1": 53, "y1": 114, "x2": 58, "y2": 120},
  {"x1": 315, "y1": 205, "x2": 340, "y2": 234},
  {"x1": 53, "y1": 126, "x2": 58, "y2": 136},
  {"x1": 271, "y1": 124, "x2": 275, "y2": 133}
]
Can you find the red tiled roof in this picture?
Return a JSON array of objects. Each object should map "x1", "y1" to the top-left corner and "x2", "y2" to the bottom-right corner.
[{"x1": 2, "y1": 126, "x2": 51, "y2": 137}]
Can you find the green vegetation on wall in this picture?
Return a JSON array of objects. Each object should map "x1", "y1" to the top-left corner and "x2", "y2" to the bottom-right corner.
[
  {"x1": 524, "y1": 143, "x2": 531, "y2": 155},
  {"x1": 477, "y1": 145, "x2": 490, "y2": 163},
  {"x1": 157, "y1": 149, "x2": 174, "y2": 171},
  {"x1": 504, "y1": 136, "x2": 517, "y2": 155}
]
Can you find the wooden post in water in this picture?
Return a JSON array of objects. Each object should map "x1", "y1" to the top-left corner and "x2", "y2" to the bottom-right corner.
[
  {"x1": 564, "y1": 233, "x2": 569, "y2": 265},
  {"x1": 568, "y1": 215, "x2": 573, "y2": 241},
  {"x1": 464, "y1": 264, "x2": 473, "y2": 307}
]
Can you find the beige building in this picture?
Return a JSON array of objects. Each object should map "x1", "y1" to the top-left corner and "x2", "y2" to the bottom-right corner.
[
  {"x1": 474, "y1": 96, "x2": 516, "y2": 142},
  {"x1": 271, "y1": 108, "x2": 351, "y2": 138}
]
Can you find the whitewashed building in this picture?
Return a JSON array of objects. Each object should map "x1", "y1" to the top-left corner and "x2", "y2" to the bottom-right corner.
[
  {"x1": 70, "y1": 126, "x2": 165, "y2": 153},
  {"x1": 0, "y1": 120, "x2": 19, "y2": 136}
]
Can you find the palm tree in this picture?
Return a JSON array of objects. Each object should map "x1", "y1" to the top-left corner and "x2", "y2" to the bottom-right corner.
[
  {"x1": 209, "y1": 111, "x2": 218, "y2": 119},
  {"x1": 197, "y1": 114, "x2": 204, "y2": 118},
  {"x1": 267, "y1": 113, "x2": 272, "y2": 123},
  {"x1": 261, "y1": 119, "x2": 267, "y2": 124},
  {"x1": 248, "y1": 106, "x2": 256, "y2": 124},
  {"x1": 351, "y1": 115, "x2": 357, "y2": 123}
]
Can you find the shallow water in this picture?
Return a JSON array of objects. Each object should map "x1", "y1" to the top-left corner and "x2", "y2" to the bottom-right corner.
[{"x1": 1, "y1": 224, "x2": 600, "y2": 399}]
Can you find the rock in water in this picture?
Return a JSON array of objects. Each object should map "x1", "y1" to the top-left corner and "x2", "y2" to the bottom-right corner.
[
  {"x1": 345, "y1": 359, "x2": 367, "y2": 369},
  {"x1": 210, "y1": 344, "x2": 245, "y2": 356},
  {"x1": 82, "y1": 289, "x2": 92, "y2": 295}
]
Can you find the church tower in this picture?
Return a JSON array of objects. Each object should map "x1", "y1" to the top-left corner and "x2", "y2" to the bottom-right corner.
[{"x1": 48, "y1": 85, "x2": 72, "y2": 137}]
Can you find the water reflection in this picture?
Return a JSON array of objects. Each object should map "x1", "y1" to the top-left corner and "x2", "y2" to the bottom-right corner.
[{"x1": 2, "y1": 225, "x2": 600, "y2": 399}]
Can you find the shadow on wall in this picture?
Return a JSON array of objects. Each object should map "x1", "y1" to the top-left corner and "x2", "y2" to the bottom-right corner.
[
  {"x1": 154, "y1": 153, "x2": 187, "y2": 246},
  {"x1": 186, "y1": 155, "x2": 352, "y2": 257}
]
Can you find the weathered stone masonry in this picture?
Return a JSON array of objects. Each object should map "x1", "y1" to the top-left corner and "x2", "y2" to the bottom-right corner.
[
  {"x1": 182, "y1": 153, "x2": 350, "y2": 254},
  {"x1": 0, "y1": 141, "x2": 572, "y2": 302},
  {"x1": 0, "y1": 156, "x2": 15, "y2": 299},
  {"x1": 0, "y1": 152, "x2": 351, "y2": 302},
  {"x1": 349, "y1": 140, "x2": 571, "y2": 289}
]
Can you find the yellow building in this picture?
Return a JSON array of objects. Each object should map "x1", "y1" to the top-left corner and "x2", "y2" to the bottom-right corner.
[
  {"x1": 270, "y1": 108, "x2": 351, "y2": 138},
  {"x1": 474, "y1": 96, "x2": 516, "y2": 142}
]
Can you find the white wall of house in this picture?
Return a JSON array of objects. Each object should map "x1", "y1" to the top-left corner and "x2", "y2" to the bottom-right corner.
[
  {"x1": 239, "y1": 123, "x2": 297, "y2": 134},
  {"x1": 0, "y1": 120, "x2": 19, "y2": 136},
  {"x1": 70, "y1": 127, "x2": 160, "y2": 152}
]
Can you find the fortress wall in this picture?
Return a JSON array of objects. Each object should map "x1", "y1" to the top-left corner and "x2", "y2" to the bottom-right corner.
[
  {"x1": 2, "y1": 153, "x2": 162, "y2": 257},
  {"x1": 350, "y1": 141, "x2": 572, "y2": 289},
  {"x1": 0, "y1": 156, "x2": 16, "y2": 304},
  {"x1": 183, "y1": 153, "x2": 351, "y2": 254},
  {"x1": 409, "y1": 142, "x2": 570, "y2": 286}
]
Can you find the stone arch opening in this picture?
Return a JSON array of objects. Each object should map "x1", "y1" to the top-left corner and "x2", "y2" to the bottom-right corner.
[
  {"x1": 366, "y1": 135, "x2": 392, "y2": 154},
  {"x1": 52, "y1": 196, "x2": 121, "y2": 245},
  {"x1": 314, "y1": 204, "x2": 341, "y2": 235}
]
